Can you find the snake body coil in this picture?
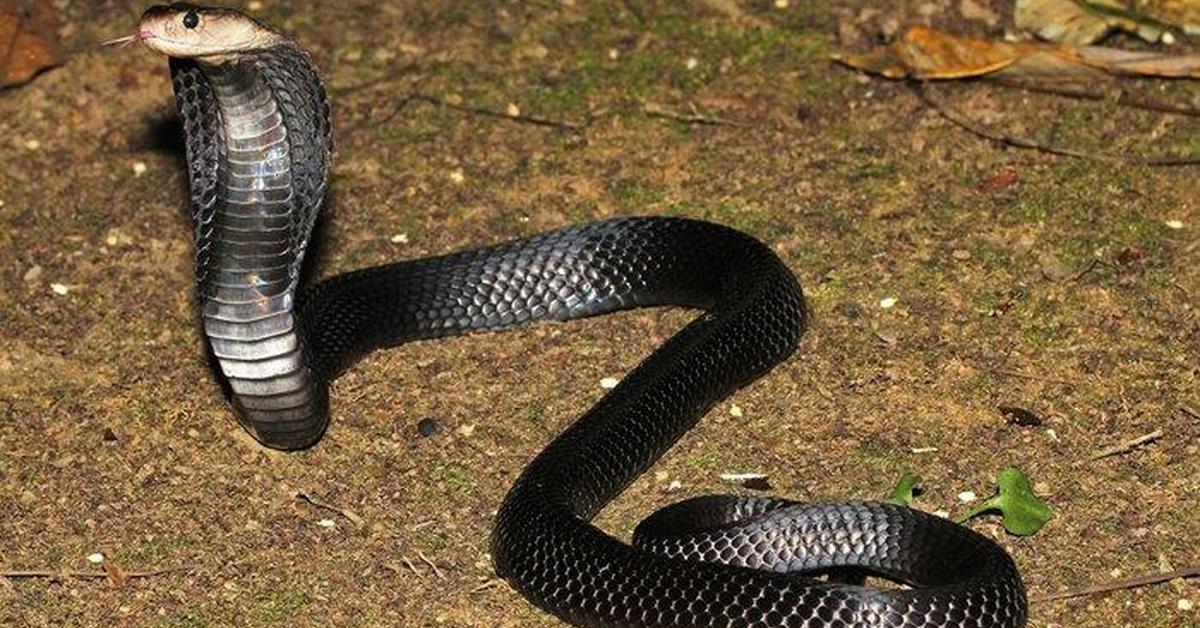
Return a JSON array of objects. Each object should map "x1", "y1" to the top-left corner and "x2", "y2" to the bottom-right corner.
[{"x1": 140, "y1": 5, "x2": 1027, "y2": 626}]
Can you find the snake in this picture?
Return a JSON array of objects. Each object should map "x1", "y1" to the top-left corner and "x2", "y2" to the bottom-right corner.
[{"x1": 129, "y1": 4, "x2": 1027, "y2": 627}]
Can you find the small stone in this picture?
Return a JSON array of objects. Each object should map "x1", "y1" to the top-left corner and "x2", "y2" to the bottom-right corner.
[
  {"x1": 50, "y1": 283, "x2": 69, "y2": 295},
  {"x1": 600, "y1": 377, "x2": 619, "y2": 389},
  {"x1": 23, "y1": 265, "x2": 43, "y2": 282},
  {"x1": 505, "y1": 103, "x2": 521, "y2": 117},
  {"x1": 187, "y1": 428, "x2": 201, "y2": 439},
  {"x1": 448, "y1": 168, "x2": 465, "y2": 184},
  {"x1": 729, "y1": 404, "x2": 743, "y2": 418},
  {"x1": 456, "y1": 423, "x2": 475, "y2": 437},
  {"x1": 132, "y1": 162, "x2": 147, "y2": 177},
  {"x1": 957, "y1": 491, "x2": 977, "y2": 502},
  {"x1": 247, "y1": 0, "x2": 264, "y2": 10},
  {"x1": 664, "y1": 480, "x2": 682, "y2": 492},
  {"x1": 879, "y1": 297, "x2": 897, "y2": 309},
  {"x1": 1165, "y1": 219, "x2": 1184, "y2": 230},
  {"x1": 416, "y1": 417, "x2": 439, "y2": 438},
  {"x1": 102, "y1": 427, "x2": 118, "y2": 444},
  {"x1": 444, "y1": 93, "x2": 463, "y2": 106},
  {"x1": 684, "y1": 57, "x2": 699, "y2": 70},
  {"x1": 933, "y1": 510, "x2": 950, "y2": 518},
  {"x1": 774, "y1": 0, "x2": 789, "y2": 7},
  {"x1": 607, "y1": 48, "x2": 619, "y2": 60},
  {"x1": 952, "y1": 249, "x2": 971, "y2": 261},
  {"x1": 390, "y1": 233, "x2": 409, "y2": 244},
  {"x1": 24, "y1": 139, "x2": 40, "y2": 150},
  {"x1": 1179, "y1": 598, "x2": 1193, "y2": 611},
  {"x1": 87, "y1": 553, "x2": 104, "y2": 564},
  {"x1": 317, "y1": 518, "x2": 336, "y2": 528}
]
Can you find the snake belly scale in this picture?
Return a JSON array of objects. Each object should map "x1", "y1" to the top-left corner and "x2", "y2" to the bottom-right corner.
[{"x1": 133, "y1": 4, "x2": 1027, "y2": 627}]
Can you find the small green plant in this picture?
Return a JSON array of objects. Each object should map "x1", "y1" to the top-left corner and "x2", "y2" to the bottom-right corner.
[
  {"x1": 885, "y1": 467, "x2": 1053, "y2": 536},
  {"x1": 956, "y1": 467, "x2": 1054, "y2": 536},
  {"x1": 886, "y1": 472, "x2": 921, "y2": 506}
]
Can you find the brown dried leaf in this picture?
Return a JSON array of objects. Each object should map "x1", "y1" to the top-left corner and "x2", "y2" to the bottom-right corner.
[
  {"x1": 1018, "y1": 0, "x2": 1200, "y2": 44},
  {"x1": 834, "y1": 25, "x2": 1200, "y2": 80},
  {"x1": 0, "y1": 0, "x2": 62, "y2": 89},
  {"x1": 102, "y1": 559, "x2": 129, "y2": 588}
]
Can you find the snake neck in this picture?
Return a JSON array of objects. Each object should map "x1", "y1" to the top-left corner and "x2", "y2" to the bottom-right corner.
[{"x1": 170, "y1": 45, "x2": 332, "y2": 448}]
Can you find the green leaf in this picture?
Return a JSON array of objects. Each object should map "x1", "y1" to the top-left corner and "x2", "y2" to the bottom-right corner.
[
  {"x1": 886, "y1": 472, "x2": 921, "y2": 506},
  {"x1": 956, "y1": 467, "x2": 1053, "y2": 536}
]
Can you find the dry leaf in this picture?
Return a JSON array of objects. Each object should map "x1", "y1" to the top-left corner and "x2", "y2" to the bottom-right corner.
[
  {"x1": 833, "y1": 25, "x2": 1200, "y2": 80},
  {"x1": 1017, "y1": 0, "x2": 1200, "y2": 44},
  {"x1": 102, "y1": 559, "x2": 129, "y2": 588},
  {"x1": 0, "y1": 0, "x2": 63, "y2": 89}
]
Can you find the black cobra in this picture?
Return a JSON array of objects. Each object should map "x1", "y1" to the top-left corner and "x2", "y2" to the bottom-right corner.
[{"x1": 136, "y1": 4, "x2": 1026, "y2": 626}]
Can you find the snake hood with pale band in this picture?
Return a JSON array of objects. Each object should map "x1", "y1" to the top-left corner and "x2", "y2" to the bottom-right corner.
[{"x1": 131, "y1": 4, "x2": 1027, "y2": 627}]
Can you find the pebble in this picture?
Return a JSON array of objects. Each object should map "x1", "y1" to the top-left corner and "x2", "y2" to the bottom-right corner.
[
  {"x1": 86, "y1": 553, "x2": 104, "y2": 564},
  {"x1": 317, "y1": 519, "x2": 335, "y2": 528},
  {"x1": 416, "y1": 417, "x2": 439, "y2": 438},
  {"x1": 132, "y1": 162, "x2": 147, "y2": 177},
  {"x1": 50, "y1": 283, "x2": 69, "y2": 295},
  {"x1": 448, "y1": 168, "x2": 465, "y2": 184},
  {"x1": 390, "y1": 233, "x2": 409, "y2": 244},
  {"x1": 951, "y1": 249, "x2": 971, "y2": 261},
  {"x1": 957, "y1": 491, "x2": 977, "y2": 503},
  {"x1": 23, "y1": 265, "x2": 43, "y2": 282},
  {"x1": 456, "y1": 423, "x2": 475, "y2": 437},
  {"x1": 1165, "y1": 219, "x2": 1184, "y2": 230},
  {"x1": 247, "y1": 0, "x2": 264, "y2": 10},
  {"x1": 607, "y1": 48, "x2": 620, "y2": 60},
  {"x1": 600, "y1": 377, "x2": 619, "y2": 389},
  {"x1": 774, "y1": 0, "x2": 789, "y2": 7},
  {"x1": 933, "y1": 510, "x2": 950, "y2": 518},
  {"x1": 1179, "y1": 599, "x2": 1193, "y2": 611},
  {"x1": 505, "y1": 103, "x2": 521, "y2": 117},
  {"x1": 664, "y1": 480, "x2": 682, "y2": 492},
  {"x1": 729, "y1": 404, "x2": 743, "y2": 418},
  {"x1": 24, "y1": 139, "x2": 40, "y2": 150},
  {"x1": 879, "y1": 297, "x2": 897, "y2": 309},
  {"x1": 685, "y1": 57, "x2": 699, "y2": 70}
]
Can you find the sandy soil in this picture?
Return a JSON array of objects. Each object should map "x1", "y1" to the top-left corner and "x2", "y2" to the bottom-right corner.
[{"x1": 1, "y1": 1, "x2": 1197, "y2": 626}]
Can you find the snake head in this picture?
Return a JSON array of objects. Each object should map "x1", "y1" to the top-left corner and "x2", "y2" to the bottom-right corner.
[{"x1": 137, "y1": 3, "x2": 282, "y2": 59}]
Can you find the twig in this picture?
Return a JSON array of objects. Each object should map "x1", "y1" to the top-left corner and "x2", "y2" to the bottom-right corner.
[
  {"x1": 1089, "y1": 429, "x2": 1164, "y2": 461},
  {"x1": 399, "y1": 556, "x2": 421, "y2": 578},
  {"x1": 983, "y1": 366, "x2": 1080, "y2": 387},
  {"x1": 410, "y1": 93, "x2": 588, "y2": 130},
  {"x1": 470, "y1": 578, "x2": 504, "y2": 593},
  {"x1": 993, "y1": 78, "x2": 1200, "y2": 118},
  {"x1": 1033, "y1": 566, "x2": 1200, "y2": 603},
  {"x1": 911, "y1": 82, "x2": 1200, "y2": 166},
  {"x1": 642, "y1": 101, "x2": 748, "y2": 127},
  {"x1": 2, "y1": 566, "x2": 189, "y2": 580},
  {"x1": 415, "y1": 550, "x2": 445, "y2": 580},
  {"x1": 296, "y1": 490, "x2": 365, "y2": 526},
  {"x1": 1180, "y1": 405, "x2": 1200, "y2": 421},
  {"x1": 1070, "y1": 258, "x2": 1103, "y2": 282}
]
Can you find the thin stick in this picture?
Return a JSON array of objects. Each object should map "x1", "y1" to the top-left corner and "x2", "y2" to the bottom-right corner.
[
  {"x1": 1089, "y1": 429, "x2": 1164, "y2": 460},
  {"x1": 415, "y1": 551, "x2": 445, "y2": 580},
  {"x1": 2, "y1": 567, "x2": 189, "y2": 580},
  {"x1": 296, "y1": 490, "x2": 365, "y2": 526},
  {"x1": 983, "y1": 366, "x2": 1080, "y2": 387},
  {"x1": 642, "y1": 101, "x2": 748, "y2": 127},
  {"x1": 911, "y1": 82, "x2": 1200, "y2": 166},
  {"x1": 1033, "y1": 566, "x2": 1200, "y2": 603},
  {"x1": 992, "y1": 78, "x2": 1200, "y2": 118},
  {"x1": 410, "y1": 93, "x2": 588, "y2": 130},
  {"x1": 1180, "y1": 405, "x2": 1200, "y2": 421}
]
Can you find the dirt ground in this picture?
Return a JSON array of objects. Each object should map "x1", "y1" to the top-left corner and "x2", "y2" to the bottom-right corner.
[{"x1": 1, "y1": 1, "x2": 1197, "y2": 626}]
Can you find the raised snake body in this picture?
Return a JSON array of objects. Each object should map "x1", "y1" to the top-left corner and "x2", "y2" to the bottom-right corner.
[{"x1": 137, "y1": 4, "x2": 1027, "y2": 626}]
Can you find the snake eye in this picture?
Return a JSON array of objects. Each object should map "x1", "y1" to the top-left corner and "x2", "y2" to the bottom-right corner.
[{"x1": 182, "y1": 10, "x2": 200, "y2": 29}]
